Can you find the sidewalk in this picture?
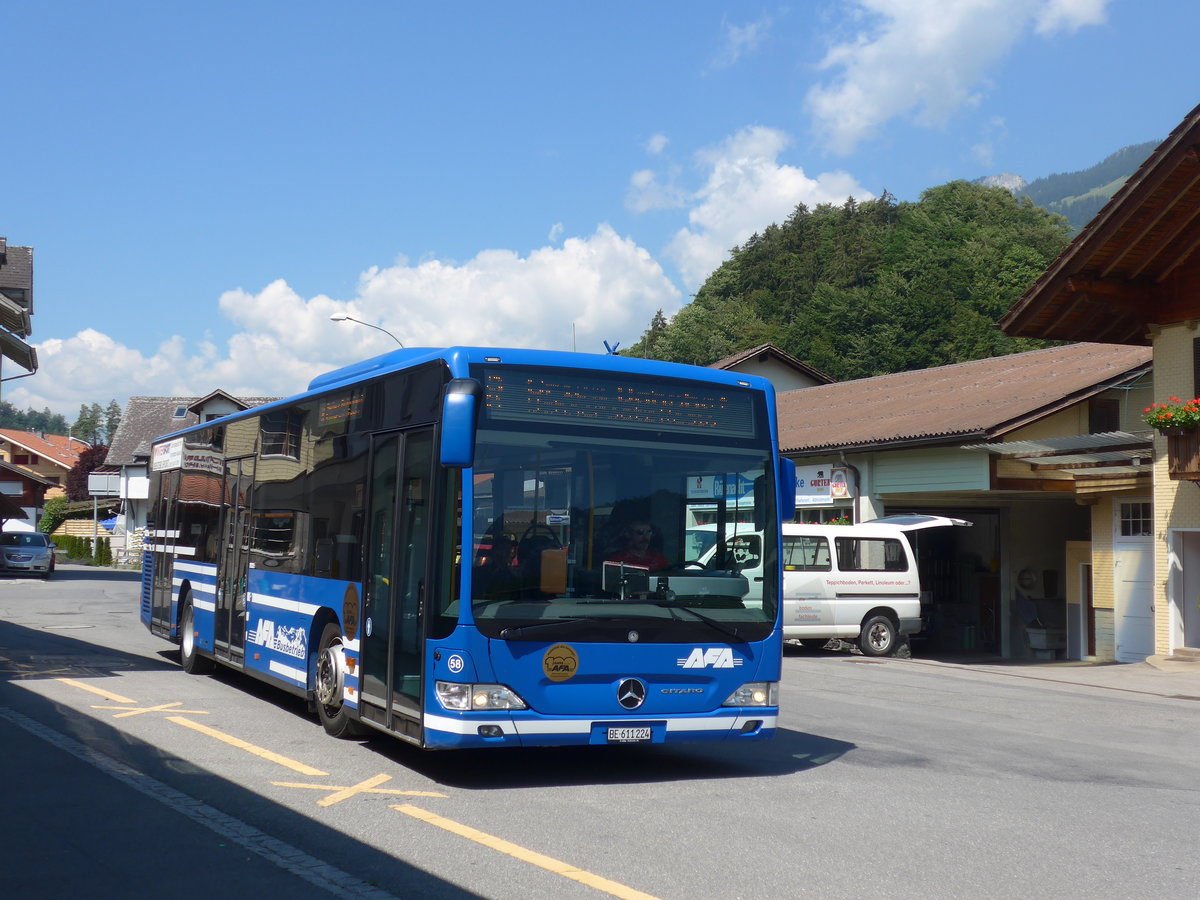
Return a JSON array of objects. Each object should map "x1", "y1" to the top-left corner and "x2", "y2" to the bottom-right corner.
[{"x1": 912, "y1": 652, "x2": 1200, "y2": 699}]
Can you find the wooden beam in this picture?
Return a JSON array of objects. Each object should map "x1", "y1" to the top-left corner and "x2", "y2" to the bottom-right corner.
[
  {"x1": 1104, "y1": 166, "x2": 1200, "y2": 277},
  {"x1": 1065, "y1": 277, "x2": 1154, "y2": 308},
  {"x1": 1156, "y1": 228, "x2": 1200, "y2": 284},
  {"x1": 1030, "y1": 458, "x2": 1150, "y2": 471},
  {"x1": 1129, "y1": 187, "x2": 1200, "y2": 279},
  {"x1": 992, "y1": 478, "x2": 1078, "y2": 492}
]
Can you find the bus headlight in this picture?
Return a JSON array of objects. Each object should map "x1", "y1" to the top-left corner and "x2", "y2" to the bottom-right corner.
[
  {"x1": 436, "y1": 681, "x2": 528, "y2": 711},
  {"x1": 722, "y1": 682, "x2": 779, "y2": 707}
]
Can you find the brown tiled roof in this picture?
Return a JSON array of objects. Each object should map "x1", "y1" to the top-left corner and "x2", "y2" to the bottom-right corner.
[
  {"x1": 709, "y1": 343, "x2": 835, "y2": 384},
  {"x1": 107, "y1": 396, "x2": 277, "y2": 466},
  {"x1": 777, "y1": 342, "x2": 1152, "y2": 454},
  {"x1": 0, "y1": 429, "x2": 83, "y2": 470}
]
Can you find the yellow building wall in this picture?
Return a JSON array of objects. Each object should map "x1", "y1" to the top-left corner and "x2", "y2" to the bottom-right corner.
[
  {"x1": 1091, "y1": 495, "x2": 1115, "y2": 611},
  {"x1": 1150, "y1": 322, "x2": 1200, "y2": 654}
]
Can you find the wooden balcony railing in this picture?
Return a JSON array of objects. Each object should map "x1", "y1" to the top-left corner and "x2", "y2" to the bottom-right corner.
[{"x1": 1166, "y1": 428, "x2": 1200, "y2": 480}]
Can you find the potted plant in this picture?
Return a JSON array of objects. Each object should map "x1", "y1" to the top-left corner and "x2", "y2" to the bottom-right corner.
[
  {"x1": 1143, "y1": 396, "x2": 1200, "y2": 435},
  {"x1": 1145, "y1": 397, "x2": 1200, "y2": 479}
]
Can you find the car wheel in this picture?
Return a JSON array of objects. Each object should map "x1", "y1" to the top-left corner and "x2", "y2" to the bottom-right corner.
[
  {"x1": 859, "y1": 614, "x2": 898, "y2": 657},
  {"x1": 180, "y1": 594, "x2": 214, "y2": 675},
  {"x1": 314, "y1": 623, "x2": 366, "y2": 738}
]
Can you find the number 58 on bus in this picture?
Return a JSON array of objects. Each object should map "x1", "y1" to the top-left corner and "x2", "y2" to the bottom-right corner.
[{"x1": 141, "y1": 346, "x2": 797, "y2": 749}]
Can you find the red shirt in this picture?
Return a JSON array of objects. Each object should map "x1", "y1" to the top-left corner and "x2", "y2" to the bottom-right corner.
[{"x1": 607, "y1": 548, "x2": 669, "y2": 571}]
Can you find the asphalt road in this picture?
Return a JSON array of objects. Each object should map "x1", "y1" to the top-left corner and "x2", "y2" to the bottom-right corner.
[{"x1": 2, "y1": 565, "x2": 1199, "y2": 899}]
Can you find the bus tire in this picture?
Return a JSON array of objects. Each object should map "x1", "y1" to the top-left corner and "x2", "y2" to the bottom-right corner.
[
  {"x1": 859, "y1": 614, "x2": 898, "y2": 657},
  {"x1": 315, "y1": 623, "x2": 364, "y2": 738},
  {"x1": 180, "y1": 594, "x2": 213, "y2": 675}
]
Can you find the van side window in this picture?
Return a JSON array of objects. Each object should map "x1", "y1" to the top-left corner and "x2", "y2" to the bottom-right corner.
[
  {"x1": 835, "y1": 537, "x2": 908, "y2": 572},
  {"x1": 783, "y1": 535, "x2": 831, "y2": 571}
]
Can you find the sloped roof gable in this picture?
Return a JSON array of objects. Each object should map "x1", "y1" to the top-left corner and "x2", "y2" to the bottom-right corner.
[{"x1": 777, "y1": 342, "x2": 1151, "y2": 454}]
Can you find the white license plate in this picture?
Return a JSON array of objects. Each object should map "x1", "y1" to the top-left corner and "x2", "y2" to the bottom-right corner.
[{"x1": 607, "y1": 726, "x2": 651, "y2": 743}]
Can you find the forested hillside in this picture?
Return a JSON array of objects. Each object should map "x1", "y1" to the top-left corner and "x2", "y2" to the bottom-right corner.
[
  {"x1": 629, "y1": 182, "x2": 1073, "y2": 380},
  {"x1": 1019, "y1": 140, "x2": 1157, "y2": 231},
  {"x1": 0, "y1": 401, "x2": 69, "y2": 434}
]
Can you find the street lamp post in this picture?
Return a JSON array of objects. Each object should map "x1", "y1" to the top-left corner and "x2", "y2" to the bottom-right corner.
[{"x1": 329, "y1": 313, "x2": 404, "y2": 347}]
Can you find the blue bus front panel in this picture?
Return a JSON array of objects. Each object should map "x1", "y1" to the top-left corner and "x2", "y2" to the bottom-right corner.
[{"x1": 423, "y1": 631, "x2": 780, "y2": 749}]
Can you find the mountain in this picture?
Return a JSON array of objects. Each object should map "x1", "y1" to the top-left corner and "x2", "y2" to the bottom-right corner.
[
  {"x1": 629, "y1": 182, "x2": 1071, "y2": 379},
  {"x1": 978, "y1": 140, "x2": 1160, "y2": 231}
]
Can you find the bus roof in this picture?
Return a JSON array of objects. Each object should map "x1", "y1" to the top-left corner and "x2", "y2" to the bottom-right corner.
[{"x1": 152, "y1": 346, "x2": 777, "y2": 443}]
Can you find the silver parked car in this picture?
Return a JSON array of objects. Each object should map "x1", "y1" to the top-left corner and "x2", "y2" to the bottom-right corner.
[{"x1": 0, "y1": 531, "x2": 56, "y2": 578}]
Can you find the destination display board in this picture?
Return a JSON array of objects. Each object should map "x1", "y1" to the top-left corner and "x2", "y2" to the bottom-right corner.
[{"x1": 480, "y1": 367, "x2": 757, "y2": 438}]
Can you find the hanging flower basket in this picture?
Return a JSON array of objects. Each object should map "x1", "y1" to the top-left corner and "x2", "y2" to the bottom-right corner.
[{"x1": 1144, "y1": 397, "x2": 1200, "y2": 433}]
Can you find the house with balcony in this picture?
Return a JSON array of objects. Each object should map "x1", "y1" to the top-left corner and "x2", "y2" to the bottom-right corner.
[
  {"x1": 1001, "y1": 102, "x2": 1200, "y2": 661},
  {"x1": 103, "y1": 392, "x2": 275, "y2": 556}
]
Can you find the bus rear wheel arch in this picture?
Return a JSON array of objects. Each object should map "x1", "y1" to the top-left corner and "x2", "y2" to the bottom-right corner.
[
  {"x1": 314, "y1": 623, "x2": 365, "y2": 738},
  {"x1": 179, "y1": 591, "x2": 213, "y2": 675}
]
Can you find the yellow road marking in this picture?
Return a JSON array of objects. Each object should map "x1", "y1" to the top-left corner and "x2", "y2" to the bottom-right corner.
[
  {"x1": 167, "y1": 716, "x2": 328, "y2": 776},
  {"x1": 56, "y1": 677, "x2": 137, "y2": 704},
  {"x1": 93, "y1": 701, "x2": 211, "y2": 719},
  {"x1": 273, "y1": 774, "x2": 447, "y2": 806},
  {"x1": 393, "y1": 804, "x2": 663, "y2": 900}
]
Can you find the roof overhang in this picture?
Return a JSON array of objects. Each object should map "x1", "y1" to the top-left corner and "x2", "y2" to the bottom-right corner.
[
  {"x1": 962, "y1": 430, "x2": 1153, "y2": 491},
  {"x1": 1000, "y1": 104, "x2": 1200, "y2": 344}
]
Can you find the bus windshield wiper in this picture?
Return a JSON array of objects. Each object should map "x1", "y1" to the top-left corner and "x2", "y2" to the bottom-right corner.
[
  {"x1": 640, "y1": 600, "x2": 746, "y2": 643},
  {"x1": 499, "y1": 616, "x2": 608, "y2": 640},
  {"x1": 498, "y1": 612, "x2": 669, "y2": 640}
]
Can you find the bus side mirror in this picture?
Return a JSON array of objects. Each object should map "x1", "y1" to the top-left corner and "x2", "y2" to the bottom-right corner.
[
  {"x1": 779, "y1": 458, "x2": 796, "y2": 523},
  {"x1": 441, "y1": 378, "x2": 482, "y2": 467}
]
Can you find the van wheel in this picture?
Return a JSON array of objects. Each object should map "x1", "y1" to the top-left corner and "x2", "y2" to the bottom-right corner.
[
  {"x1": 859, "y1": 615, "x2": 897, "y2": 657},
  {"x1": 180, "y1": 595, "x2": 213, "y2": 675}
]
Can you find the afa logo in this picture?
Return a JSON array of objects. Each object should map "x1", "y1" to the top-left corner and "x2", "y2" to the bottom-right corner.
[
  {"x1": 543, "y1": 643, "x2": 579, "y2": 682},
  {"x1": 677, "y1": 647, "x2": 745, "y2": 669}
]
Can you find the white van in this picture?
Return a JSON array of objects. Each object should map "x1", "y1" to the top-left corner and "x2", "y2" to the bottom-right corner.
[{"x1": 698, "y1": 515, "x2": 970, "y2": 656}]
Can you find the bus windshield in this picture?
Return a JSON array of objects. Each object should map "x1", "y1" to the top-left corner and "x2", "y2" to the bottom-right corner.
[{"x1": 468, "y1": 427, "x2": 777, "y2": 644}]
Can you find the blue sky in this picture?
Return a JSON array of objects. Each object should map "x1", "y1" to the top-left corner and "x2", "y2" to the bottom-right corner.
[{"x1": 4, "y1": 0, "x2": 1197, "y2": 417}]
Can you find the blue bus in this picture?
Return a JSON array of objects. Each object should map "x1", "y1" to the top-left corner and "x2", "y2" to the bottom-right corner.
[{"x1": 141, "y1": 347, "x2": 796, "y2": 749}]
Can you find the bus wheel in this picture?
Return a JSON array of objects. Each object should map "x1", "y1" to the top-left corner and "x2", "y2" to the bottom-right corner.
[
  {"x1": 180, "y1": 595, "x2": 213, "y2": 675},
  {"x1": 315, "y1": 624, "x2": 363, "y2": 738},
  {"x1": 859, "y1": 614, "x2": 897, "y2": 657}
]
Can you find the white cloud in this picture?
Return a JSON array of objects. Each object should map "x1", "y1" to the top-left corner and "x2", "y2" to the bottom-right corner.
[
  {"x1": 1035, "y1": 0, "x2": 1109, "y2": 34},
  {"x1": 646, "y1": 133, "x2": 669, "y2": 155},
  {"x1": 14, "y1": 227, "x2": 682, "y2": 417},
  {"x1": 807, "y1": 0, "x2": 1111, "y2": 155},
  {"x1": 712, "y1": 14, "x2": 773, "y2": 69},
  {"x1": 626, "y1": 167, "x2": 687, "y2": 213},
  {"x1": 663, "y1": 126, "x2": 870, "y2": 288}
]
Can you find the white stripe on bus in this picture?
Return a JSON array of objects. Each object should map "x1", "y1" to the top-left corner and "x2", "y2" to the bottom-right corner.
[
  {"x1": 175, "y1": 561, "x2": 217, "y2": 576},
  {"x1": 422, "y1": 713, "x2": 776, "y2": 736},
  {"x1": 145, "y1": 543, "x2": 196, "y2": 557},
  {"x1": 268, "y1": 659, "x2": 307, "y2": 685},
  {"x1": 249, "y1": 593, "x2": 322, "y2": 617}
]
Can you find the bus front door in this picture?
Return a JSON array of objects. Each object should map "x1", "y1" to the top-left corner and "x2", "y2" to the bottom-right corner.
[
  {"x1": 360, "y1": 429, "x2": 434, "y2": 735},
  {"x1": 216, "y1": 456, "x2": 254, "y2": 663}
]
